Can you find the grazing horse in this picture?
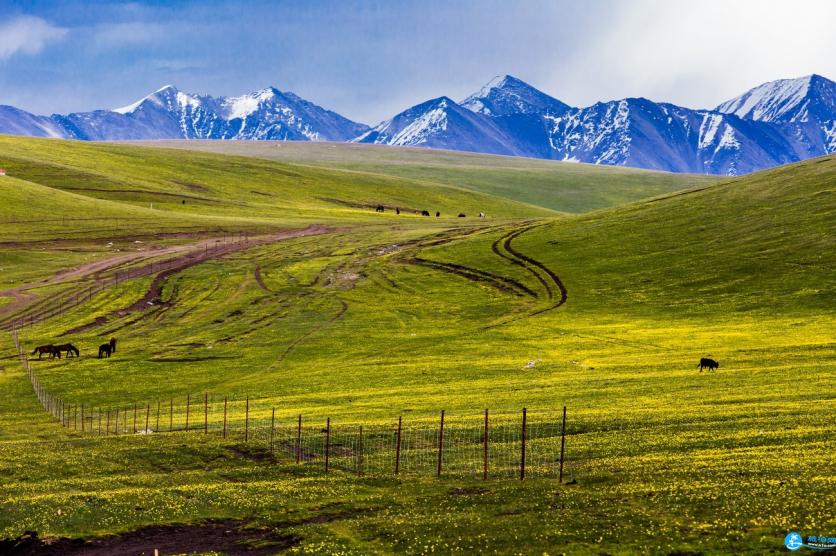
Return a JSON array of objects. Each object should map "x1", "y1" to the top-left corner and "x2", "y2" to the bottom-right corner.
[
  {"x1": 109, "y1": 337, "x2": 117, "y2": 354},
  {"x1": 54, "y1": 343, "x2": 80, "y2": 358},
  {"x1": 375, "y1": 205, "x2": 385, "y2": 213},
  {"x1": 698, "y1": 357, "x2": 719, "y2": 372},
  {"x1": 31, "y1": 345, "x2": 55, "y2": 359},
  {"x1": 421, "y1": 210, "x2": 430, "y2": 216},
  {"x1": 98, "y1": 343, "x2": 113, "y2": 359},
  {"x1": 435, "y1": 211, "x2": 440, "y2": 217},
  {"x1": 396, "y1": 208, "x2": 400, "y2": 215},
  {"x1": 458, "y1": 213, "x2": 466, "y2": 218}
]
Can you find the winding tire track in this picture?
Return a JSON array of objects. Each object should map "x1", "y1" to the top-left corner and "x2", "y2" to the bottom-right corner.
[
  {"x1": 411, "y1": 257, "x2": 537, "y2": 298},
  {"x1": 276, "y1": 299, "x2": 349, "y2": 364}
]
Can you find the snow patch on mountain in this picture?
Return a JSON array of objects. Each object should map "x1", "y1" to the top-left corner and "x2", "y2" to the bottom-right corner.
[{"x1": 717, "y1": 76, "x2": 813, "y2": 122}]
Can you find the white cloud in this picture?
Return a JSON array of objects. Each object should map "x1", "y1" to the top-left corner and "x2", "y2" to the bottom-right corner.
[{"x1": 0, "y1": 16, "x2": 67, "y2": 61}]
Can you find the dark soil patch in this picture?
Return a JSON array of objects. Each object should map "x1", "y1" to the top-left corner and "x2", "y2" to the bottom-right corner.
[
  {"x1": 230, "y1": 445, "x2": 276, "y2": 463},
  {"x1": 0, "y1": 520, "x2": 301, "y2": 555},
  {"x1": 448, "y1": 486, "x2": 490, "y2": 496}
]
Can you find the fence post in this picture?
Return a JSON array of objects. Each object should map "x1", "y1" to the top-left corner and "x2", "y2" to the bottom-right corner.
[
  {"x1": 223, "y1": 397, "x2": 228, "y2": 439},
  {"x1": 156, "y1": 401, "x2": 161, "y2": 432},
  {"x1": 81, "y1": 405, "x2": 85, "y2": 432},
  {"x1": 437, "y1": 410, "x2": 445, "y2": 478},
  {"x1": 169, "y1": 399, "x2": 173, "y2": 432},
  {"x1": 204, "y1": 393, "x2": 208, "y2": 434},
  {"x1": 98, "y1": 410, "x2": 102, "y2": 436},
  {"x1": 520, "y1": 407, "x2": 527, "y2": 481},
  {"x1": 325, "y1": 417, "x2": 331, "y2": 473},
  {"x1": 133, "y1": 404, "x2": 138, "y2": 434},
  {"x1": 106, "y1": 410, "x2": 110, "y2": 436},
  {"x1": 395, "y1": 416, "x2": 402, "y2": 475},
  {"x1": 358, "y1": 425, "x2": 364, "y2": 477},
  {"x1": 114, "y1": 408, "x2": 119, "y2": 434},
  {"x1": 270, "y1": 407, "x2": 275, "y2": 452},
  {"x1": 185, "y1": 394, "x2": 190, "y2": 432},
  {"x1": 296, "y1": 414, "x2": 302, "y2": 464},
  {"x1": 145, "y1": 403, "x2": 150, "y2": 433},
  {"x1": 483, "y1": 409, "x2": 489, "y2": 481},
  {"x1": 244, "y1": 396, "x2": 249, "y2": 442},
  {"x1": 559, "y1": 406, "x2": 567, "y2": 483}
]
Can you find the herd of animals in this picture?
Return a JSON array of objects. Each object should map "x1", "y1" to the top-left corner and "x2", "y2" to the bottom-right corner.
[
  {"x1": 31, "y1": 337, "x2": 117, "y2": 360},
  {"x1": 30, "y1": 336, "x2": 721, "y2": 371},
  {"x1": 375, "y1": 205, "x2": 485, "y2": 219}
]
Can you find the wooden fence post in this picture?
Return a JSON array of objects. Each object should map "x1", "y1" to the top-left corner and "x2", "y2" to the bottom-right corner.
[
  {"x1": 133, "y1": 404, "x2": 137, "y2": 434},
  {"x1": 81, "y1": 405, "x2": 85, "y2": 432},
  {"x1": 270, "y1": 407, "x2": 275, "y2": 452},
  {"x1": 223, "y1": 397, "x2": 228, "y2": 439},
  {"x1": 204, "y1": 393, "x2": 208, "y2": 434},
  {"x1": 296, "y1": 414, "x2": 302, "y2": 464},
  {"x1": 244, "y1": 396, "x2": 249, "y2": 442},
  {"x1": 520, "y1": 407, "x2": 527, "y2": 481},
  {"x1": 437, "y1": 410, "x2": 445, "y2": 478},
  {"x1": 98, "y1": 410, "x2": 102, "y2": 436},
  {"x1": 357, "y1": 425, "x2": 364, "y2": 477},
  {"x1": 145, "y1": 403, "x2": 150, "y2": 433},
  {"x1": 169, "y1": 399, "x2": 173, "y2": 432},
  {"x1": 395, "y1": 416, "x2": 402, "y2": 475},
  {"x1": 185, "y1": 394, "x2": 190, "y2": 432},
  {"x1": 325, "y1": 417, "x2": 331, "y2": 473},
  {"x1": 483, "y1": 409, "x2": 489, "y2": 481},
  {"x1": 156, "y1": 401, "x2": 160, "y2": 433},
  {"x1": 114, "y1": 408, "x2": 119, "y2": 434},
  {"x1": 559, "y1": 406, "x2": 567, "y2": 483}
]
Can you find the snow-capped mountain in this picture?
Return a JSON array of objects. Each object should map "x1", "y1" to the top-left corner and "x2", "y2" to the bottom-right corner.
[
  {"x1": 0, "y1": 85, "x2": 367, "y2": 142},
  {"x1": 0, "y1": 74, "x2": 833, "y2": 175},
  {"x1": 460, "y1": 75, "x2": 569, "y2": 117},
  {"x1": 357, "y1": 74, "x2": 834, "y2": 175},
  {"x1": 716, "y1": 74, "x2": 836, "y2": 157}
]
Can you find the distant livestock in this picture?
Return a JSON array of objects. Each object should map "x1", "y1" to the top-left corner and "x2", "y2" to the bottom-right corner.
[
  {"x1": 54, "y1": 343, "x2": 80, "y2": 358},
  {"x1": 698, "y1": 357, "x2": 719, "y2": 372},
  {"x1": 479, "y1": 212, "x2": 485, "y2": 218},
  {"x1": 421, "y1": 210, "x2": 430, "y2": 216},
  {"x1": 98, "y1": 344, "x2": 113, "y2": 358},
  {"x1": 31, "y1": 345, "x2": 57, "y2": 359},
  {"x1": 458, "y1": 213, "x2": 466, "y2": 218},
  {"x1": 375, "y1": 205, "x2": 385, "y2": 213},
  {"x1": 396, "y1": 208, "x2": 400, "y2": 215},
  {"x1": 436, "y1": 211, "x2": 440, "y2": 217}
]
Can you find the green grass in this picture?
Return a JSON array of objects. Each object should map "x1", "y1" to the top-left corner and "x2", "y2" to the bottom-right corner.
[
  {"x1": 0, "y1": 135, "x2": 833, "y2": 554},
  {"x1": 129, "y1": 140, "x2": 720, "y2": 213}
]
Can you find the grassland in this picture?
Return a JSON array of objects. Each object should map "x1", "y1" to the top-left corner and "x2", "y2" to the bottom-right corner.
[
  {"x1": 130, "y1": 140, "x2": 720, "y2": 213},
  {"x1": 0, "y1": 136, "x2": 833, "y2": 554}
]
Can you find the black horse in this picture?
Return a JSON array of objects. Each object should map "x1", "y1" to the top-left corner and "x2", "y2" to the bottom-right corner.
[
  {"x1": 458, "y1": 213, "x2": 466, "y2": 218},
  {"x1": 396, "y1": 208, "x2": 400, "y2": 215},
  {"x1": 698, "y1": 357, "x2": 719, "y2": 372},
  {"x1": 375, "y1": 205, "x2": 385, "y2": 213},
  {"x1": 98, "y1": 344, "x2": 112, "y2": 359},
  {"x1": 109, "y1": 337, "x2": 117, "y2": 353},
  {"x1": 31, "y1": 345, "x2": 55, "y2": 359},
  {"x1": 54, "y1": 343, "x2": 80, "y2": 358},
  {"x1": 435, "y1": 211, "x2": 440, "y2": 217},
  {"x1": 421, "y1": 210, "x2": 430, "y2": 216}
]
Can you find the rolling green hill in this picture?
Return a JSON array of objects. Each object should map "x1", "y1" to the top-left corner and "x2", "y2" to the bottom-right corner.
[
  {"x1": 129, "y1": 140, "x2": 720, "y2": 213},
  {"x1": 0, "y1": 135, "x2": 832, "y2": 554}
]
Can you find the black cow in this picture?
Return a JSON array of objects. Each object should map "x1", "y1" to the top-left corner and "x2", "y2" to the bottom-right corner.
[{"x1": 698, "y1": 357, "x2": 719, "y2": 372}]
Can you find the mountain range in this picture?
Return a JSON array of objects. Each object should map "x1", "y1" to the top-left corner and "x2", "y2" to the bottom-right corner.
[{"x1": 1, "y1": 74, "x2": 833, "y2": 175}]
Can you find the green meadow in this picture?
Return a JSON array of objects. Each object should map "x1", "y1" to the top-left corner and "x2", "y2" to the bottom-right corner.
[{"x1": 0, "y1": 136, "x2": 833, "y2": 554}]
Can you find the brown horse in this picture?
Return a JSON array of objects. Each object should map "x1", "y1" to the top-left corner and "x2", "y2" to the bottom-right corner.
[
  {"x1": 54, "y1": 343, "x2": 80, "y2": 358},
  {"x1": 31, "y1": 345, "x2": 55, "y2": 359},
  {"x1": 109, "y1": 337, "x2": 117, "y2": 353},
  {"x1": 98, "y1": 344, "x2": 112, "y2": 358}
]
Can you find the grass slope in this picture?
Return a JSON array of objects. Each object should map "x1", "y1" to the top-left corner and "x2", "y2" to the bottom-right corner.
[
  {"x1": 0, "y1": 139, "x2": 832, "y2": 554},
  {"x1": 0, "y1": 135, "x2": 554, "y2": 222},
  {"x1": 129, "y1": 140, "x2": 720, "y2": 213}
]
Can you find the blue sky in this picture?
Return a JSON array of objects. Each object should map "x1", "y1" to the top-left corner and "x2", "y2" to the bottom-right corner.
[{"x1": 1, "y1": 0, "x2": 834, "y2": 124}]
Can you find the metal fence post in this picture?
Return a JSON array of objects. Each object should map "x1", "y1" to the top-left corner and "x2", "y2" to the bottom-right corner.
[
  {"x1": 559, "y1": 406, "x2": 567, "y2": 483},
  {"x1": 325, "y1": 418, "x2": 331, "y2": 473},
  {"x1": 483, "y1": 409, "x2": 489, "y2": 481},
  {"x1": 521, "y1": 407, "x2": 527, "y2": 481},
  {"x1": 395, "y1": 416, "x2": 402, "y2": 475},
  {"x1": 437, "y1": 410, "x2": 445, "y2": 478}
]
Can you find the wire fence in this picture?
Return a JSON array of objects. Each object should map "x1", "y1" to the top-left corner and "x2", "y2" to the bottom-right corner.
[{"x1": 12, "y1": 330, "x2": 575, "y2": 482}]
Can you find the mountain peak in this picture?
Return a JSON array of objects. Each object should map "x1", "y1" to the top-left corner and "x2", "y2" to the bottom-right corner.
[
  {"x1": 461, "y1": 75, "x2": 569, "y2": 117},
  {"x1": 715, "y1": 74, "x2": 835, "y2": 123}
]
